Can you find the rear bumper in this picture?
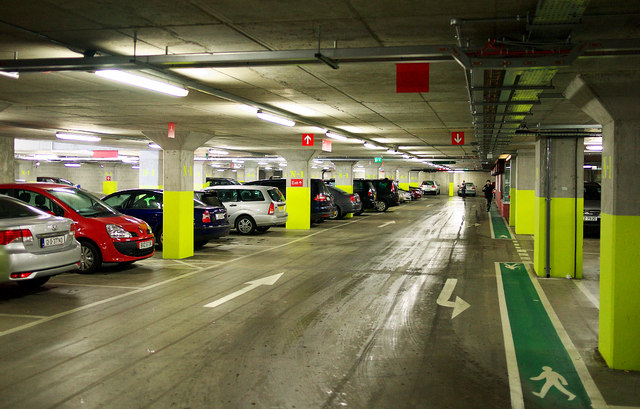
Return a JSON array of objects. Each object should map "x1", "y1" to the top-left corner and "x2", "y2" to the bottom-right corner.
[
  {"x1": 254, "y1": 214, "x2": 288, "y2": 227},
  {"x1": 5, "y1": 242, "x2": 81, "y2": 281},
  {"x1": 196, "y1": 223, "x2": 231, "y2": 240}
]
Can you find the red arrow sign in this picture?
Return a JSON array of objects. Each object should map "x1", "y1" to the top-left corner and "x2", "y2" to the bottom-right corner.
[
  {"x1": 302, "y1": 133, "x2": 314, "y2": 146},
  {"x1": 451, "y1": 132, "x2": 465, "y2": 145}
]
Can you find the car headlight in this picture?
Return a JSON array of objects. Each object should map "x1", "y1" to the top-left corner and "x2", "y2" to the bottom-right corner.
[{"x1": 106, "y1": 224, "x2": 133, "y2": 239}]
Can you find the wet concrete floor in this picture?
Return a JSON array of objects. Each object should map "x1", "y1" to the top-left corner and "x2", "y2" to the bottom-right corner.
[{"x1": 0, "y1": 196, "x2": 638, "y2": 408}]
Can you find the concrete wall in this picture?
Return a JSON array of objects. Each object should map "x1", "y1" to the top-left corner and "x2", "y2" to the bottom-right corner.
[
  {"x1": 0, "y1": 137, "x2": 14, "y2": 183},
  {"x1": 14, "y1": 160, "x2": 139, "y2": 196}
]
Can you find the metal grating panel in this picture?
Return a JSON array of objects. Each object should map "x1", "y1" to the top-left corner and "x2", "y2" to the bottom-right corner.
[{"x1": 534, "y1": 0, "x2": 590, "y2": 24}]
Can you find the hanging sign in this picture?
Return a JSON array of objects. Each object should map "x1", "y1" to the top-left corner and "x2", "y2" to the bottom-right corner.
[
  {"x1": 322, "y1": 139, "x2": 332, "y2": 152},
  {"x1": 168, "y1": 122, "x2": 176, "y2": 139},
  {"x1": 451, "y1": 132, "x2": 464, "y2": 145},
  {"x1": 302, "y1": 133, "x2": 314, "y2": 146}
]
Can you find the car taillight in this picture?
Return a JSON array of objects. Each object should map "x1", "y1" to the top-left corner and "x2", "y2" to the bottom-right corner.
[
  {"x1": 202, "y1": 210, "x2": 211, "y2": 223},
  {"x1": 368, "y1": 191, "x2": 374, "y2": 198},
  {"x1": 11, "y1": 272, "x2": 34, "y2": 279},
  {"x1": 314, "y1": 193, "x2": 328, "y2": 202},
  {"x1": 69, "y1": 223, "x2": 76, "y2": 237},
  {"x1": 0, "y1": 229, "x2": 33, "y2": 245},
  {"x1": 268, "y1": 203, "x2": 275, "y2": 215},
  {"x1": 349, "y1": 195, "x2": 356, "y2": 203},
  {"x1": 432, "y1": 185, "x2": 436, "y2": 188}
]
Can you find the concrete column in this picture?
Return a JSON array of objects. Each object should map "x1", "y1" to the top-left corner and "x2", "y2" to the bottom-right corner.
[
  {"x1": 281, "y1": 150, "x2": 317, "y2": 230},
  {"x1": 193, "y1": 161, "x2": 206, "y2": 190},
  {"x1": 335, "y1": 161, "x2": 356, "y2": 219},
  {"x1": 139, "y1": 150, "x2": 163, "y2": 189},
  {"x1": 15, "y1": 160, "x2": 36, "y2": 182},
  {"x1": 396, "y1": 169, "x2": 410, "y2": 190},
  {"x1": 243, "y1": 161, "x2": 259, "y2": 182},
  {"x1": 364, "y1": 164, "x2": 380, "y2": 180},
  {"x1": 0, "y1": 137, "x2": 14, "y2": 183},
  {"x1": 101, "y1": 163, "x2": 119, "y2": 196},
  {"x1": 513, "y1": 150, "x2": 535, "y2": 234},
  {"x1": 565, "y1": 74, "x2": 640, "y2": 370},
  {"x1": 144, "y1": 130, "x2": 213, "y2": 259},
  {"x1": 533, "y1": 136, "x2": 584, "y2": 279},
  {"x1": 409, "y1": 170, "x2": 420, "y2": 188}
]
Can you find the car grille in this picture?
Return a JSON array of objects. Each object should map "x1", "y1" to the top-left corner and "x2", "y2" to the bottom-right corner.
[{"x1": 114, "y1": 241, "x2": 154, "y2": 257}]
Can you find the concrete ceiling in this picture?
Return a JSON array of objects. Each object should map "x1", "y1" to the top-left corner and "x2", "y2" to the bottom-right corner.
[{"x1": 1, "y1": 0, "x2": 639, "y2": 169}]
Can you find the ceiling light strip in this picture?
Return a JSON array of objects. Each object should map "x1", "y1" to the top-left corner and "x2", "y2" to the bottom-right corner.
[{"x1": 95, "y1": 70, "x2": 189, "y2": 97}]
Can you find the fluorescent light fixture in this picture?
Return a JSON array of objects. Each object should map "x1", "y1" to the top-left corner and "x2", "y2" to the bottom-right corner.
[
  {"x1": 586, "y1": 145, "x2": 603, "y2": 151},
  {"x1": 386, "y1": 149, "x2": 401, "y2": 155},
  {"x1": 56, "y1": 132, "x2": 101, "y2": 142},
  {"x1": 120, "y1": 156, "x2": 139, "y2": 163},
  {"x1": 0, "y1": 71, "x2": 19, "y2": 79},
  {"x1": 148, "y1": 142, "x2": 161, "y2": 149},
  {"x1": 216, "y1": 169, "x2": 225, "y2": 172},
  {"x1": 64, "y1": 163, "x2": 81, "y2": 168},
  {"x1": 363, "y1": 143, "x2": 379, "y2": 150},
  {"x1": 583, "y1": 165, "x2": 593, "y2": 169},
  {"x1": 256, "y1": 110, "x2": 295, "y2": 127},
  {"x1": 402, "y1": 154, "x2": 411, "y2": 159},
  {"x1": 34, "y1": 154, "x2": 58, "y2": 160},
  {"x1": 237, "y1": 105, "x2": 258, "y2": 114},
  {"x1": 95, "y1": 70, "x2": 189, "y2": 97},
  {"x1": 325, "y1": 131, "x2": 348, "y2": 141},
  {"x1": 232, "y1": 159, "x2": 244, "y2": 164},
  {"x1": 258, "y1": 162, "x2": 268, "y2": 166},
  {"x1": 265, "y1": 167, "x2": 273, "y2": 170},
  {"x1": 131, "y1": 165, "x2": 140, "y2": 169},
  {"x1": 208, "y1": 149, "x2": 228, "y2": 155}
]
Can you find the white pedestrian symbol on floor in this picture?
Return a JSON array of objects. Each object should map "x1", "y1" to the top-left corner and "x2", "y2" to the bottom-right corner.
[{"x1": 530, "y1": 366, "x2": 576, "y2": 401}]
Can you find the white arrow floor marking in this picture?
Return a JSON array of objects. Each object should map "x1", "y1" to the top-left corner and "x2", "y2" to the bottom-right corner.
[
  {"x1": 204, "y1": 273, "x2": 284, "y2": 308},
  {"x1": 378, "y1": 221, "x2": 396, "y2": 228},
  {"x1": 436, "y1": 278, "x2": 470, "y2": 319}
]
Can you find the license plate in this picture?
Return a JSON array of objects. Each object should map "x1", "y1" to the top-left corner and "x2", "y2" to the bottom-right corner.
[
  {"x1": 215, "y1": 213, "x2": 225, "y2": 220},
  {"x1": 138, "y1": 240, "x2": 153, "y2": 249},
  {"x1": 278, "y1": 205, "x2": 285, "y2": 211},
  {"x1": 584, "y1": 216, "x2": 599, "y2": 222},
  {"x1": 42, "y1": 235, "x2": 65, "y2": 248}
]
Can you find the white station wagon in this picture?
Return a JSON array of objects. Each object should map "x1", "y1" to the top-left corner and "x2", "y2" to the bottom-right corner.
[{"x1": 202, "y1": 185, "x2": 288, "y2": 234}]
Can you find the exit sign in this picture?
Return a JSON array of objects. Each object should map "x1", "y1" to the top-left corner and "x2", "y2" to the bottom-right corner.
[{"x1": 374, "y1": 157, "x2": 382, "y2": 163}]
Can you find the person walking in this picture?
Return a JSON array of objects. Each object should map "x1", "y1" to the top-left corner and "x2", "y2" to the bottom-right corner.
[
  {"x1": 461, "y1": 180, "x2": 466, "y2": 199},
  {"x1": 482, "y1": 180, "x2": 494, "y2": 211}
]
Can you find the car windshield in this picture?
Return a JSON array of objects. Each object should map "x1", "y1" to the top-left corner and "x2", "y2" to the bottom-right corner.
[
  {"x1": 584, "y1": 183, "x2": 601, "y2": 201},
  {"x1": 267, "y1": 188, "x2": 285, "y2": 202},
  {"x1": 423, "y1": 181, "x2": 434, "y2": 185},
  {"x1": 48, "y1": 187, "x2": 118, "y2": 217},
  {"x1": 0, "y1": 196, "x2": 43, "y2": 219},
  {"x1": 466, "y1": 183, "x2": 475, "y2": 187}
]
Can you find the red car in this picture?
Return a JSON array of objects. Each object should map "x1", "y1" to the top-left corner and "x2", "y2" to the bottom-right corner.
[
  {"x1": 0, "y1": 183, "x2": 155, "y2": 273},
  {"x1": 409, "y1": 187, "x2": 423, "y2": 200}
]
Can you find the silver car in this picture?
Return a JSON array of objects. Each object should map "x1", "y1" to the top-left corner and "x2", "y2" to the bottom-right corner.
[
  {"x1": 0, "y1": 195, "x2": 80, "y2": 288},
  {"x1": 204, "y1": 185, "x2": 288, "y2": 234},
  {"x1": 420, "y1": 180, "x2": 440, "y2": 195}
]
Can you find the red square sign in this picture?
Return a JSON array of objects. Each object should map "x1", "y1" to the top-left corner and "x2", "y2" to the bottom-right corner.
[
  {"x1": 322, "y1": 139, "x2": 332, "y2": 152},
  {"x1": 291, "y1": 179, "x2": 303, "y2": 187},
  {"x1": 451, "y1": 132, "x2": 465, "y2": 145},
  {"x1": 302, "y1": 133, "x2": 314, "y2": 146},
  {"x1": 396, "y1": 63, "x2": 430, "y2": 93}
]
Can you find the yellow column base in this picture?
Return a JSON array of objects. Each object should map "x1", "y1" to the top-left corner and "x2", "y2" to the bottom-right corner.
[
  {"x1": 102, "y1": 181, "x2": 118, "y2": 195},
  {"x1": 599, "y1": 213, "x2": 640, "y2": 370},
  {"x1": 162, "y1": 191, "x2": 194, "y2": 259},
  {"x1": 533, "y1": 197, "x2": 583, "y2": 278},
  {"x1": 514, "y1": 189, "x2": 535, "y2": 235},
  {"x1": 449, "y1": 182, "x2": 454, "y2": 196},
  {"x1": 286, "y1": 187, "x2": 311, "y2": 230}
]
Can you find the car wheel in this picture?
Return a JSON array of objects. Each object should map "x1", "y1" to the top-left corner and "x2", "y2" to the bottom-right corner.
[
  {"x1": 79, "y1": 240, "x2": 102, "y2": 274},
  {"x1": 374, "y1": 200, "x2": 388, "y2": 212},
  {"x1": 236, "y1": 215, "x2": 256, "y2": 235},
  {"x1": 329, "y1": 205, "x2": 342, "y2": 220},
  {"x1": 17, "y1": 276, "x2": 50, "y2": 289},
  {"x1": 256, "y1": 226, "x2": 270, "y2": 233}
]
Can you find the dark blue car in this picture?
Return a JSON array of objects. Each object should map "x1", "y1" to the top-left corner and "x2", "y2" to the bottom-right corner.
[{"x1": 102, "y1": 189, "x2": 230, "y2": 249}]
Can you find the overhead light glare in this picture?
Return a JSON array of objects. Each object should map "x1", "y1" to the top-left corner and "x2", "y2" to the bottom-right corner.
[
  {"x1": 56, "y1": 132, "x2": 101, "y2": 142},
  {"x1": 64, "y1": 163, "x2": 81, "y2": 168},
  {"x1": 586, "y1": 145, "x2": 603, "y2": 151},
  {"x1": 208, "y1": 149, "x2": 228, "y2": 155},
  {"x1": 95, "y1": 70, "x2": 189, "y2": 97},
  {"x1": 0, "y1": 71, "x2": 19, "y2": 79},
  {"x1": 148, "y1": 142, "x2": 161, "y2": 149},
  {"x1": 325, "y1": 131, "x2": 348, "y2": 141},
  {"x1": 256, "y1": 110, "x2": 295, "y2": 127},
  {"x1": 363, "y1": 143, "x2": 380, "y2": 150}
]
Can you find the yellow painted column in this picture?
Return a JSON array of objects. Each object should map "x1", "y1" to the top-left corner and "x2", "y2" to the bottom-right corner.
[
  {"x1": 283, "y1": 152, "x2": 315, "y2": 230},
  {"x1": 162, "y1": 190, "x2": 194, "y2": 258},
  {"x1": 103, "y1": 181, "x2": 118, "y2": 195},
  {"x1": 514, "y1": 189, "x2": 535, "y2": 234}
]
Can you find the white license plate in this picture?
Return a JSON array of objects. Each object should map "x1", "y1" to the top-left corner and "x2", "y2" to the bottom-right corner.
[
  {"x1": 138, "y1": 240, "x2": 153, "y2": 249},
  {"x1": 42, "y1": 235, "x2": 65, "y2": 248},
  {"x1": 584, "y1": 216, "x2": 599, "y2": 222},
  {"x1": 215, "y1": 213, "x2": 225, "y2": 220}
]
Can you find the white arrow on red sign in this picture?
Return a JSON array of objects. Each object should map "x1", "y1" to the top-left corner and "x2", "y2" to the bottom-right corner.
[
  {"x1": 451, "y1": 132, "x2": 465, "y2": 145},
  {"x1": 302, "y1": 133, "x2": 314, "y2": 146}
]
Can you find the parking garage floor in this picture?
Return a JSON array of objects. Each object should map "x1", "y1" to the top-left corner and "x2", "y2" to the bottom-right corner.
[{"x1": 1, "y1": 197, "x2": 638, "y2": 409}]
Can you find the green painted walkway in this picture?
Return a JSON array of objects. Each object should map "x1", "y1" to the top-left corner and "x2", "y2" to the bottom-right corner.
[
  {"x1": 498, "y1": 262, "x2": 591, "y2": 408},
  {"x1": 490, "y1": 205, "x2": 512, "y2": 239}
]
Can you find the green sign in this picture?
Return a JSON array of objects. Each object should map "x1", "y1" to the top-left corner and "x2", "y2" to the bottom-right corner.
[
  {"x1": 374, "y1": 157, "x2": 382, "y2": 163},
  {"x1": 432, "y1": 160, "x2": 455, "y2": 164}
]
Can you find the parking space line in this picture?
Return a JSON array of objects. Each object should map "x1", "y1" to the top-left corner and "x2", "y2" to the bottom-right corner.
[
  {"x1": 47, "y1": 282, "x2": 142, "y2": 290},
  {"x1": 0, "y1": 313, "x2": 47, "y2": 319},
  {"x1": 573, "y1": 280, "x2": 599, "y2": 309},
  {"x1": 0, "y1": 215, "x2": 370, "y2": 338}
]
